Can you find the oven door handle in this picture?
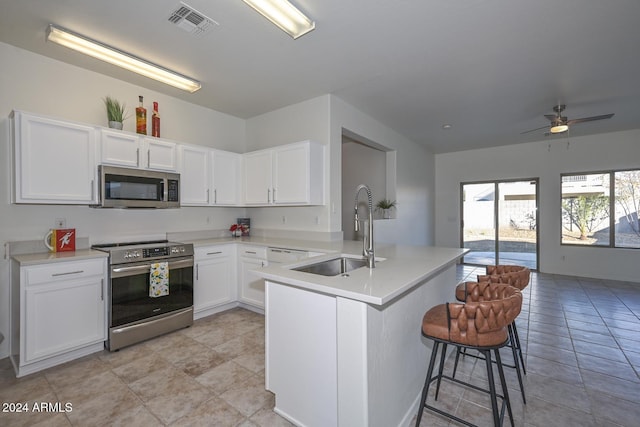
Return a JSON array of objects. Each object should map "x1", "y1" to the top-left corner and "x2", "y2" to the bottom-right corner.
[{"x1": 111, "y1": 258, "x2": 193, "y2": 277}]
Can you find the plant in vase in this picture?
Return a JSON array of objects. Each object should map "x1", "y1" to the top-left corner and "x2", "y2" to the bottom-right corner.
[
  {"x1": 375, "y1": 199, "x2": 396, "y2": 219},
  {"x1": 229, "y1": 223, "x2": 246, "y2": 237},
  {"x1": 103, "y1": 96, "x2": 128, "y2": 130}
]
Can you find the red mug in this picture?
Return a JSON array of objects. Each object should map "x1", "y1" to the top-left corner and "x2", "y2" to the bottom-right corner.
[{"x1": 44, "y1": 229, "x2": 76, "y2": 252}]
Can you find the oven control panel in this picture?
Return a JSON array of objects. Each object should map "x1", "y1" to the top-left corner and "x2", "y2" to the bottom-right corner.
[{"x1": 143, "y1": 247, "x2": 169, "y2": 258}]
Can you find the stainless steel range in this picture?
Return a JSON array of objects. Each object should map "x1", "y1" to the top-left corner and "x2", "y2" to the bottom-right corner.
[{"x1": 92, "y1": 240, "x2": 194, "y2": 351}]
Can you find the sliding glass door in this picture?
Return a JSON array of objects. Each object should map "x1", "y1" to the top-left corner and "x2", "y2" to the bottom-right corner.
[{"x1": 461, "y1": 179, "x2": 538, "y2": 270}]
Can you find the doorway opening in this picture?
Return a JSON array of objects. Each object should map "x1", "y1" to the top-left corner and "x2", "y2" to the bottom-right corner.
[
  {"x1": 461, "y1": 179, "x2": 539, "y2": 270},
  {"x1": 341, "y1": 130, "x2": 396, "y2": 241}
]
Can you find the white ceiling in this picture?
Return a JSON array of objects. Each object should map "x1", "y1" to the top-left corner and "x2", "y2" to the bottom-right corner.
[{"x1": 2, "y1": 0, "x2": 639, "y2": 153}]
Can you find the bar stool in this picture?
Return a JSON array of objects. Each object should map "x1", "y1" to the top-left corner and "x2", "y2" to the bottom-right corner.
[
  {"x1": 453, "y1": 281, "x2": 527, "y2": 404},
  {"x1": 477, "y1": 265, "x2": 530, "y2": 375},
  {"x1": 415, "y1": 284, "x2": 522, "y2": 427}
]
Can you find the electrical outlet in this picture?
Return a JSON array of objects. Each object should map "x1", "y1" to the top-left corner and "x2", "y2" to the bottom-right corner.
[
  {"x1": 282, "y1": 216, "x2": 287, "y2": 224},
  {"x1": 55, "y1": 218, "x2": 66, "y2": 228},
  {"x1": 315, "y1": 216, "x2": 320, "y2": 225}
]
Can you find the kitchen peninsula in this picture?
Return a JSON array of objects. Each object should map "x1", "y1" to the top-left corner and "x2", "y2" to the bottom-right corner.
[{"x1": 255, "y1": 242, "x2": 467, "y2": 427}]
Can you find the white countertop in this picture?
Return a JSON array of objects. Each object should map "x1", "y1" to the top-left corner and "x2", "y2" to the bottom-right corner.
[
  {"x1": 11, "y1": 249, "x2": 108, "y2": 266},
  {"x1": 186, "y1": 235, "x2": 347, "y2": 253},
  {"x1": 253, "y1": 242, "x2": 467, "y2": 306}
]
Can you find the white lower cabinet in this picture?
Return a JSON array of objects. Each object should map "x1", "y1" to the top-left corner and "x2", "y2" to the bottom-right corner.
[
  {"x1": 194, "y1": 245, "x2": 236, "y2": 319},
  {"x1": 238, "y1": 246, "x2": 268, "y2": 310},
  {"x1": 11, "y1": 257, "x2": 107, "y2": 377}
]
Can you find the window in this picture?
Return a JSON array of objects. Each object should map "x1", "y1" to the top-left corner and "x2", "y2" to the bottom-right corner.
[{"x1": 561, "y1": 170, "x2": 640, "y2": 248}]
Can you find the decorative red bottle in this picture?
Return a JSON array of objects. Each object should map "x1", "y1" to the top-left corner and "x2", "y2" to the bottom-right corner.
[
  {"x1": 136, "y1": 95, "x2": 147, "y2": 135},
  {"x1": 151, "y1": 102, "x2": 160, "y2": 137}
]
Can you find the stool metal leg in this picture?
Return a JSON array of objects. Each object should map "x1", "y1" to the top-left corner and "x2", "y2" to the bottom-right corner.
[
  {"x1": 494, "y1": 348, "x2": 515, "y2": 427},
  {"x1": 508, "y1": 324, "x2": 526, "y2": 403},
  {"x1": 435, "y1": 343, "x2": 448, "y2": 400},
  {"x1": 452, "y1": 346, "x2": 462, "y2": 378},
  {"x1": 483, "y1": 349, "x2": 500, "y2": 427},
  {"x1": 415, "y1": 341, "x2": 440, "y2": 427},
  {"x1": 511, "y1": 321, "x2": 526, "y2": 374}
]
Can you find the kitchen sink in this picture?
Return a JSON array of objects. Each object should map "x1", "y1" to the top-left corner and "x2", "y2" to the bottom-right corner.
[{"x1": 292, "y1": 256, "x2": 369, "y2": 276}]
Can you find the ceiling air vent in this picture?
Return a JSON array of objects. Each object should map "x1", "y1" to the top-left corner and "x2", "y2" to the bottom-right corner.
[{"x1": 168, "y1": 2, "x2": 218, "y2": 37}]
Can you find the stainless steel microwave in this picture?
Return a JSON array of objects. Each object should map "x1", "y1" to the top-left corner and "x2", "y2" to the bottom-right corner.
[{"x1": 95, "y1": 165, "x2": 180, "y2": 208}]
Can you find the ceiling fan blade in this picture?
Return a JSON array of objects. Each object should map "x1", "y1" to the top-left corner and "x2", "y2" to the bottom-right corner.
[
  {"x1": 567, "y1": 113, "x2": 614, "y2": 125},
  {"x1": 521, "y1": 125, "x2": 550, "y2": 134},
  {"x1": 543, "y1": 114, "x2": 557, "y2": 121}
]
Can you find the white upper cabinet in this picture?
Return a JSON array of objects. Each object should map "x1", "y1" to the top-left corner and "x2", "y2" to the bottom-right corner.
[
  {"x1": 212, "y1": 150, "x2": 241, "y2": 205},
  {"x1": 99, "y1": 129, "x2": 177, "y2": 171},
  {"x1": 243, "y1": 140, "x2": 324, "y2": 206},
  {"x1": 11, "y1": 110, "x2": 97, "y2": 204},
  {"x1": 243, "y1": 150, "x2": 274, "y2": 205},
  {"x1": 179, "y1": 145, "x2": 241, "y2": 206},
  {"x1": 179, "y1": 144, "x2": 211, "y2": 206}
]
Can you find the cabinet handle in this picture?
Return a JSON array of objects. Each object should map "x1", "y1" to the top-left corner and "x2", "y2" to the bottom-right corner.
[
  {"x1": 273, "y1": 188, "x2": 276, "y2": 203},
  {"x1": 147, "y1": 149, "x2": 151, "y2": 168},
  {"x1": 206, "y1": 189, "x2": 210, "y2": 204},
  {"x1": 196, "y1": 264, "x2": 199, "y2": 281},
  {"x1": 136, "y1": 148, "x2": 140, "y2": 167},
  {"x1": 267, "y1": 188, "x2": 271, "y2": 204},
  {"x1": 91, "y1": 179, "x2": 95, "y2": 201},
  {"x1": 52, "y1": 270, "x2": 84, "y2": 277},
  {"x1": 214, "y1": 189, "x2": 217, "y2": 204},
  {"x1": 245, "y1": 251, "x2": 257, "y2": 255},
  {"x1": 101, "y1": 278, "x2": 104, "y2": 301},
  {"x1": 207, "y1": 251, "x2": 222, "y2": 255}
]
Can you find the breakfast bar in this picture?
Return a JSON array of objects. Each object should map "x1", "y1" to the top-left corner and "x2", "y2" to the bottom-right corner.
[{"x1": 255, "y1": 244, "x2": 467, "y2": 427}]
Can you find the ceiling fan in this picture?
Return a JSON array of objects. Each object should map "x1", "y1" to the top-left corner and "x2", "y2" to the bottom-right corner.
[{"x1": 521, "y1": 104, "x2": 614, "y2": 135}]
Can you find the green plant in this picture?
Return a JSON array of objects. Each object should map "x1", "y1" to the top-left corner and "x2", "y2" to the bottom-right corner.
[
  {"x1": 103, "y1": 96, "x2": 128, "y2": 122},
  {"x1": 375, "y1": 199, "x2": 397, "y2": 211}
]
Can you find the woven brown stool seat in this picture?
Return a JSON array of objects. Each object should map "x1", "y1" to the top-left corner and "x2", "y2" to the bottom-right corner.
[{"x1": 416, "y1": 284, "x2": 522, "y2": 427}]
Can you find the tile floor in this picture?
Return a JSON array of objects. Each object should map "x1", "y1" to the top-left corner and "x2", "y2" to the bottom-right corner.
[{"x1": 1, "y1": 267, "x2": 639, "y2": 426}]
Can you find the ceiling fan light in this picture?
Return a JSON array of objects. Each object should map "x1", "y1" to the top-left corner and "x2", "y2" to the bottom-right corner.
[{"x1": 550, "y1": 124, "x2": 569, "y2": 134}]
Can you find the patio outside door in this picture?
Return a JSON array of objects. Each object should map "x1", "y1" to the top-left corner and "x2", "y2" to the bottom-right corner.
[{"x1": 461, "y1": 179, "x2": 538, "y2": 270}]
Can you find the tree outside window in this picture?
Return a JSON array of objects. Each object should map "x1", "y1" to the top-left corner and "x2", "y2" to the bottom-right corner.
[
  {"x1": 615, "y1": 170, "x2": 640, "y2": 248},
  {"x1": 562, "y1": 170, "x2": 640, "y2": 248}
]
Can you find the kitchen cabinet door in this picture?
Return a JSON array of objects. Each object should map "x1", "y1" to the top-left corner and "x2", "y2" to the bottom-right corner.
[
  {"x1": 180, "y1": 144, "x2": 211, "y2": 206},
  {"x1": 272, "y1": 142, "x2": 321, "y2": 204},
  {"x1": 238, "y1": 246, "x2": 268, "y2": 309},
  {"x1": 13, "y1": 258, "x2": 107, "y2": 376},
  {"x1": 100, "y1": 130, "x2": 177, "y2": 171},
  {"x1": 24, "y1": 276, "x2": 105, "y2": 363},
  {"x1": 242, "y1": 141, "x2": 324, "y2": 206},
  {"x1": 144, "y1": 137, "x2": 177, "y2": 171},
  {"x1": 194, "y1": 246, "x2": 236, "y2": 318},
  {"x1": 243, "y1": 150, "x2": 273, "y2": 205},
  {"x1": 99, "y1": 128, "x2": 140, "y2": 168},
  {"x1": 211, "y1": 150, "x2": 241, "y2": 205},
  {"x1": 11, "y1": 111, "x2": 97, "y2": 204}
]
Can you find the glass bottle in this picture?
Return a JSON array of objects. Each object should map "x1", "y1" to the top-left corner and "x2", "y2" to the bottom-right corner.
[
  {"x1": 151, "y1": 102, "x2": 160, "y2": 137},
  {"x1": 136, "y1": 95, "x2": 147, "y2": 135}
]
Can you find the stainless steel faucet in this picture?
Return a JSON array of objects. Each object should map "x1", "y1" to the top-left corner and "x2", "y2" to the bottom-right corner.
[{"x1": 354, "y1": 184, "x2": 375, "y2": 268}]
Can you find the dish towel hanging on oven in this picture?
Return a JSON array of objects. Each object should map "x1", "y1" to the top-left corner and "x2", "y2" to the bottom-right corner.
[{"x1": 149, "y1": 262, "x2": 169, "y2": 297}]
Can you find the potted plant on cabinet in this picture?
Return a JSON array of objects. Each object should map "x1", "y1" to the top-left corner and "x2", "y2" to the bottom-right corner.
[
  {"x1": 376, "y1": 199, "x2": 396, "y2": 219},
  {"x1": 103, "y1": 96, "x2": 128, "y2": 130}
]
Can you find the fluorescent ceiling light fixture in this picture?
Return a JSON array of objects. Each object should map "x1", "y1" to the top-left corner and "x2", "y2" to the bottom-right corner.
[
  {"x1": 46, "y1": 24, "x2": 201, "y2": 93},
  {"x1": 550, "y1": 124, "x2": 569, "y2": 133},
  {"x1": 242, "y1": 0, "x2": 315, "y2": 39}
]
